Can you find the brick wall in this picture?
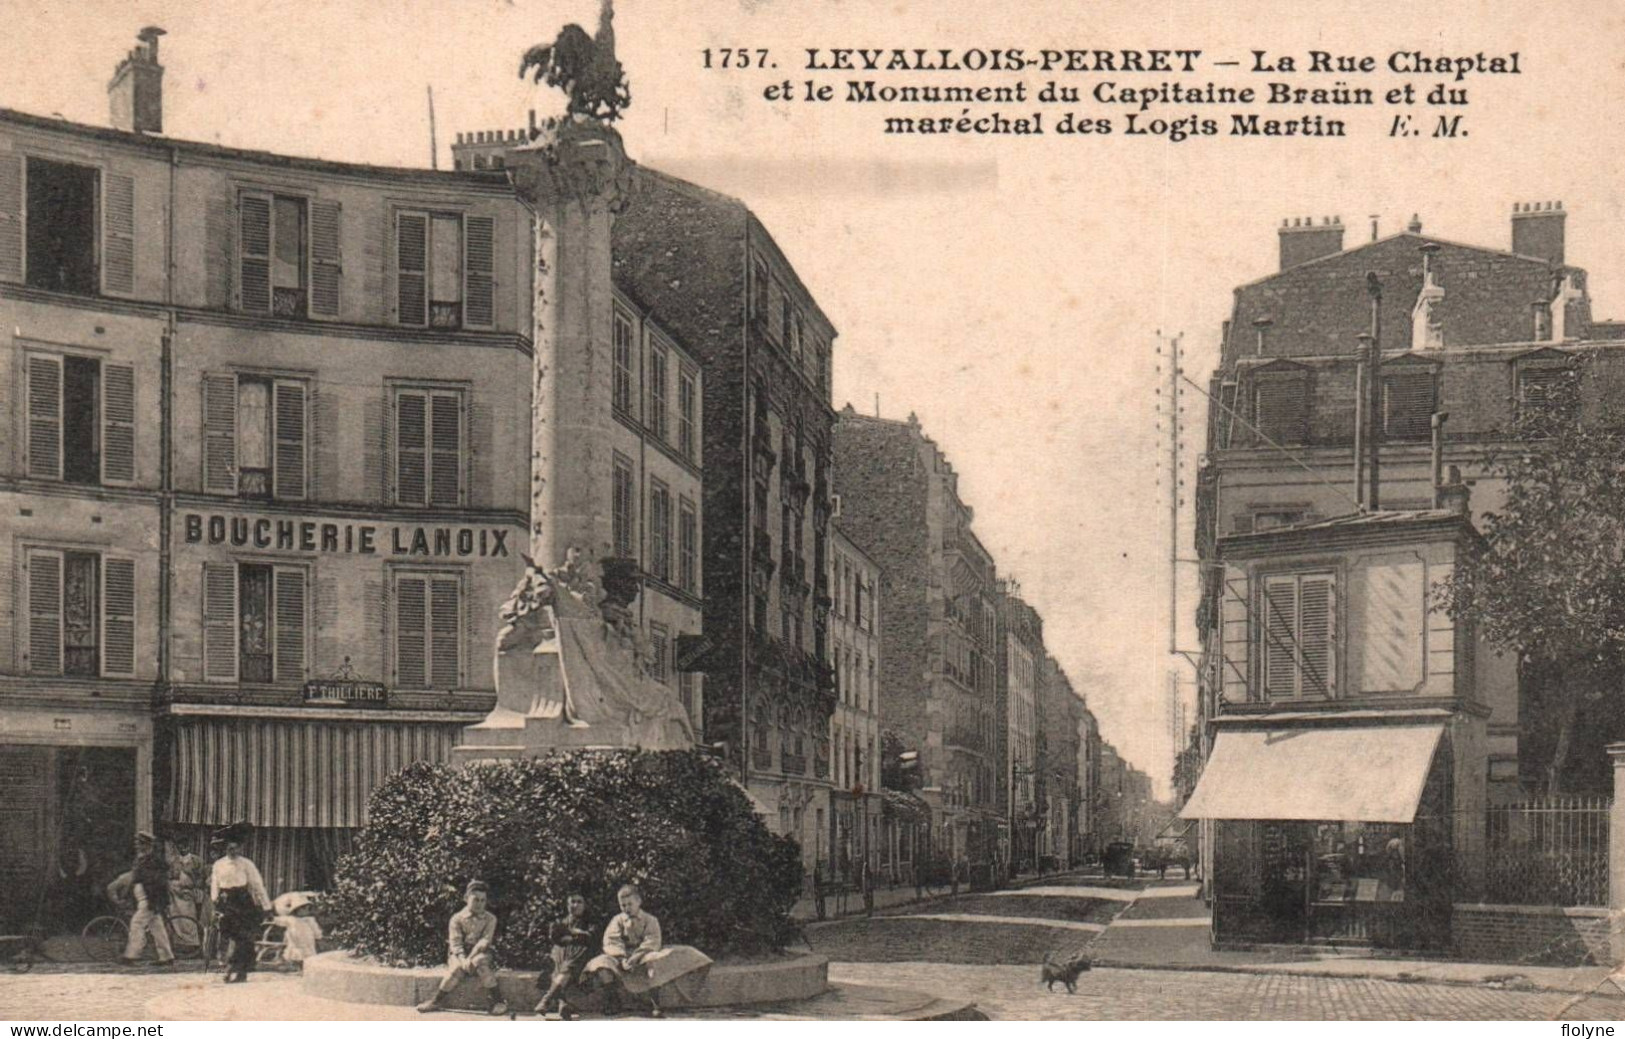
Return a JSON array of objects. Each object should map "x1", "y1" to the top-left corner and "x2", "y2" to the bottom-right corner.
[{"x1": 1452, "y1": 903, "x2": 1621, "y2": 966}]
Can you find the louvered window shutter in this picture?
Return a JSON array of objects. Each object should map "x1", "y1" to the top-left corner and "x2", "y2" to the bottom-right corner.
[
  {"x1": 273, "y1": 379, "x2": 307, "y2": 500},
  {"x1": 464, "y1": 215, "x2": 495, "y2": 328},
  {"x1": 429, "y1": 577, "x2": 460, "y2": 688},
  {"x1": 202, "y1": 562, "x2": 238, "y2": 682},
  {"x1": 27, "y1": 549, "x2": 63, "y2": 676},
  {"x1": 0, "y1": 153, "x2": 21, "y2": 281},
  {"x1": 102, "y1": 556, "x2": 136, "y2": 677},
  {"x1": 397, "y1": 213, "x2": 428, "y2": 327},
  {"x1": 239, "y1": 193, "x2": 272, "y2": 313},
  {"x1": 1519, "y1": 366, "x2": 1575, "y2": 420},
  {"x1": 1383, "y1": 371, "x2": 1436, "y2": 441},
  {"x1": 429, "y1": 391, "x2": 462, "y2": 506},
  {"x1": 1298, "y1": 575, "x2": 1334, "y2": 697},
  {"x1": 310, "y1": 200, "x2": 341, "y2": 317},
  {"x1": 103, "y1": 172, "x2": 135, "y2": 295},
  {"x1": 395, "y1": 574, "x2": 427, "y2": 688},
  {"x1": 1261, "y1": 575, "x2": 1298, "y2": 699},
  {"x1": 273, "y1": 567, "x2": 306, "y2": 682},
  {"x1": 396, "y1": 391, "x2": 428, "y2": 505},
  {"x1": 1253, "y1": 373, "x2": 1308, "y2": 446},
  {"x1": 202, "y1": 373, "x2": 238, "y2": 494},
  {"x1": 26, "y1": 355, "x2": 63, "y2": 481},
  {"x1": 101, "y1": 363, "x2": 136, "y2": 485}
]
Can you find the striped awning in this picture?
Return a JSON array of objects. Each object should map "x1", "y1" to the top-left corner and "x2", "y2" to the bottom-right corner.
[{"x1": 169, "y1": 717, "x2": 459, "y2": 828}]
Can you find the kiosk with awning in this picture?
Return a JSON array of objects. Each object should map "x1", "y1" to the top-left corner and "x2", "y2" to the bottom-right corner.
[{"x1": 1181, "y1": 721, "x2": 1454, "y2": 950}]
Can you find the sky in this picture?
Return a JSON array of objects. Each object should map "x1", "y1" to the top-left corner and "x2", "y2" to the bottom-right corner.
[{"x1": 10, "y1": 0, "x2": 1625, "y2": 797}]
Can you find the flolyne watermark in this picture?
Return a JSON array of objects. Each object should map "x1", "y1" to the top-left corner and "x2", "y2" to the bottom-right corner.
[{"x1": 183, "y1": 512, "x2": 511, "y2": 558}]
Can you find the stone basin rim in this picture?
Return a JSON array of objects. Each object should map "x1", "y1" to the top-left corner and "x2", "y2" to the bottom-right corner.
[{"x1": 301, "y1": 949, "x2": 831, "y2": 1009}]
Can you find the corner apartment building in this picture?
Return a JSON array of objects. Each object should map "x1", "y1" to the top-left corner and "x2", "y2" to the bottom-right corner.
[
  {"x1": 609, "y1": 167, "x2": 838, "y2": 864},
  {"x1": 834, "y1": 408, "x2": 1002, "y2": 864},
  {"x1": 0, "y1": 30, "x2": 543, "y2": 917},
  {"x1": 828, "y1": 523, "x2": 881, "y2": 882},
  {"x1": 1194, "y1": 203, "x2": 1625, "y2": 800}
]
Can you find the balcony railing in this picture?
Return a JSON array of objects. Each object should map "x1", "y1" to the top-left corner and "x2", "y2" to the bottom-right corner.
[{"x1": 781, "y1": 751, "x2": 808, "y2": 776}]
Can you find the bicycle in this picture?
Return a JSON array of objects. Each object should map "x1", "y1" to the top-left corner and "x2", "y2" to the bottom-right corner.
[{"x1": 80, "y1": 902, "x2": 207, "y2": 964}]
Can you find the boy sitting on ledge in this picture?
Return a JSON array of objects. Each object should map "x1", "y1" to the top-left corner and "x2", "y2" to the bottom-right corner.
[{"x1": 417, "y1": 880, "x2": 509, "y2": 1016}]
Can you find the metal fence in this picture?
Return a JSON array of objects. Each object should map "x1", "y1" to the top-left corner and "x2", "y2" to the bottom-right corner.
[{"x1": 1456, "y1": 796, "x2": 1610, "y2": 908}]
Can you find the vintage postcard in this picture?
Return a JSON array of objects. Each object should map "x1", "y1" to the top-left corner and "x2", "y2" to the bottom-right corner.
[{"x1": 0, "y1": 0, "x2": 1622, "y2": 1026}]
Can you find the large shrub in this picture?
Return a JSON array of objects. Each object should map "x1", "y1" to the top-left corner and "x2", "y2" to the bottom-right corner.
[{"x1": 325, "y1": 750, "x2": 803, "y2": 967}]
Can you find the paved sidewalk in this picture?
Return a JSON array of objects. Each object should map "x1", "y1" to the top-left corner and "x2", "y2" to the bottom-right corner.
[{"x1": 1090, "y1": 880, "x2": 1621, "y2": 999}]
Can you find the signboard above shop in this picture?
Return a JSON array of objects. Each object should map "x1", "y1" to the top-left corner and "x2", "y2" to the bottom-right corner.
[{"x1": 303, "y1": 680, "x2": 388, "y2": 705}]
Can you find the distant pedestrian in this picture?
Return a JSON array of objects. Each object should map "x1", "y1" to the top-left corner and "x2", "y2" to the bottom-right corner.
[
  {"x1": 209, "y1": 822, "x2": 271, "y2": 984},
  {"x1": 119, "y1": 831, "x2": 175, "y2": 967}
]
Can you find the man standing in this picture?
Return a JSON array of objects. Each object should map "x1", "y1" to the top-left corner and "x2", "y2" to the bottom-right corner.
[{"x1": 119, "y1": 831, "x2": 175, "y2": 967}]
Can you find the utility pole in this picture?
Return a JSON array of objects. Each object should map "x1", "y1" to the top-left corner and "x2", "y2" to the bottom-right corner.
[
  {"x1": 1158, "y1": 331, "x2": 1185, "y2": 656},
  {"x1": 426, "y1": 85, "x2": 439, "y2": 170}
]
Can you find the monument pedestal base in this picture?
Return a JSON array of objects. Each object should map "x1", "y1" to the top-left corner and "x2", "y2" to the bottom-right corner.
[{"x1": 451, "y1": 707, "x2": 624, "y2": 764}]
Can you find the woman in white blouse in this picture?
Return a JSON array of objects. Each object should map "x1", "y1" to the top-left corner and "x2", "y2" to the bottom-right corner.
[{"x1": 209, "y1": 823, "x2": 271, "y2": 983}]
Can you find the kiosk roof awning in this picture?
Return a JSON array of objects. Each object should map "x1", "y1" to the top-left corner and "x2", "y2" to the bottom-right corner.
[{"x1": 1179, "y1": 723, "x2": 1443, "y2": 824}]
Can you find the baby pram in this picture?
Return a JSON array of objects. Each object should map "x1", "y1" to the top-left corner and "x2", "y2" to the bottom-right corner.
[{"x1": 257, "y1": 891, "x2": 323, "y2": 967}]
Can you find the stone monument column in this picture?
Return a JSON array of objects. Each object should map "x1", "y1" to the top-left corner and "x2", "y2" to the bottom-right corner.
[{"x1": 509, "y1": 123, "x2": 632, "y2": 569}]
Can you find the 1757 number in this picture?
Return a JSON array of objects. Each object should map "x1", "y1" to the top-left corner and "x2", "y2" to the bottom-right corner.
[{"x1": 702, "y1": 48, "x2": 774, "y2": 69}]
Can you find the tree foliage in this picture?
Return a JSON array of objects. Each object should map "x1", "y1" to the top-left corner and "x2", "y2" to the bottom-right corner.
[
  {"x1": 1437, "y1": 361, "x2": 1625, "y2": 790},
  {"x1": 324, "y1": 749, "x2": 803, "y2": 967}
]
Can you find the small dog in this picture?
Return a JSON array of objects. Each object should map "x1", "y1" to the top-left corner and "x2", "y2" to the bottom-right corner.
[{"x1": 1040, "y1": 952, "x2": 1092, "y2": 993}]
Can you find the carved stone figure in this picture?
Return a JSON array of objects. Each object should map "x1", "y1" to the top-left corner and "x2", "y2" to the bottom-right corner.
[
  {"x1": 479, "y1": 548, "x2": 694, "y2": 755},
  {"x1": 519, "y1": 0, "x2": 630, "y2": 123}
]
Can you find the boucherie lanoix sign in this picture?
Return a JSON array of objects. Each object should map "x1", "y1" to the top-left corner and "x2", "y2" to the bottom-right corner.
[{"x1": 183, "y1": 511, "x2": 513, "y2": 558}]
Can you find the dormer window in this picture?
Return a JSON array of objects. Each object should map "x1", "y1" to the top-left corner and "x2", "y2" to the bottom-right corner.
[{"x1": 1250, "y1": 364, "x2": 1310, "y2": 447}]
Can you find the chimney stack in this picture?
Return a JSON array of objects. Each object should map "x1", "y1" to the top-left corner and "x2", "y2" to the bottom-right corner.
[
  {"x1": 1438, "y1": 464, "x2": 1471, "y2": 517},
  {"x1": 109, "y1": 26, "x2": 165, "y2": 134},
  {"x1": 1512, "y1": 201, "x2": 1566, "y2": 265},
  {"x1": 1279, "y1": 216, "x2": 1344, "y2": 271}
]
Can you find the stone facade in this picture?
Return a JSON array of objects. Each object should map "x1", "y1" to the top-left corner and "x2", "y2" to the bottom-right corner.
[
  {"x1": 833, "y1": 409, "x2": 1002, "y2": 865},
  {"x1": 829, "y1": 524, "x2": 882, "y2": 881}
]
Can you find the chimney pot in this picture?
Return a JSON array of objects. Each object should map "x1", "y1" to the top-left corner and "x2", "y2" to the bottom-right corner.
[{"x1": 1407, "y1": 214, "x2": 1423, "y2": 233}]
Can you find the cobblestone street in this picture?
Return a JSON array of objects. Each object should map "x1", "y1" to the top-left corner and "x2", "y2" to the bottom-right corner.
[{"x1": 0, "y1": 961, "x2": 1621, "y2": 1022}]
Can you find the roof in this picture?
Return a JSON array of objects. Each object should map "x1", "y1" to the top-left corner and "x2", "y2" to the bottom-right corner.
[
  {"x1": 1220, "y1": 507, "x2": 1481, "y2": 557},
  {"x1": 1225, "y1": 232, "x2": 1586, "y2": 362},
  {"x1": 0, "y1": 107, "x2": 513, "y2": 190}
]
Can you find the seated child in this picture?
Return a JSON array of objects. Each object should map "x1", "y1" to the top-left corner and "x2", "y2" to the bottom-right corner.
[
  {"x1": 272, "y1": 897, "x2": 323, "y2": 967},
  {"x1": 584, "y1": 884, "x2": 712, "y2": 1018},
  {"x1": 417, "y1": 880, "x2": 509, "y2": 1015},
  {"x1": 533, "y1": 893, "x2": 596, "y2": 1019}
]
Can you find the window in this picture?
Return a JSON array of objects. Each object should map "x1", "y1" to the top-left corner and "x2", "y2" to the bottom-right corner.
[
  {"x1": 1259, "y1": 571, "x2": 1335, "y2": 700},
  {"x1": 790, "y1": 311, "x2": 803, "y2": 365},
  {"x1": 649, "y1": 479, "x2": 672, "y2": 582},
  {"x1": 25, "y1": 158, "x2": 134, "y2": 296},
  {"x1": 678, "y1": 367, "x2": 697, "y2": 461},
  {"x1": 201, "y1": 373, "x2": 307, "y2": 500},
  {"x1": 201, "y1": 561, "x2": 306, "y2": 684},
  {"x1": 394, "y1": 570, "x2": 461, "y2": 690},
  {"x1": 780, "y1": 291, "x2": 794, "y2": 351},
  {"x1": 1517, "y1": 363, "x2": 1578, "y2": 425},
  {"x1": 396, "y1": 211, "x2": 494, "y2": 329},
  {"x1": 854, "y1": 574, "x2": 865, "y2": 630},
  {"x1": 752, "y1": 258, "x2": 770, "y2": 323},
  {"x1": 1252, "y1": 368, "x2": 1309, "y2": 446},
  {"x1": 612, "y1": 456, "x2": 635, "y2": 559},
  {"x1": 27, "y1": 548, "x2": 135, "y2": 678},
  {"x1": 678, "y1": 670, "x2": 698, "y2": 723},
  {"x1": 648, "y1": 622, "x2": 669, "y2": 684},
  {"x1": 26, "y1": 354, "x2": 136, "y2": 486},
  {"x1": 1382, "y1": 369, "x2": 1437, "y2": 441},
  {"x1": 613, "y1": 312, "x2": 634, "y2": 414},
  {"x1": 238, "y1": 192, "x2": 310, "y2": 317},
  {"x1": 678, "y1": 499, "x2": 698, "y2": 593},
  {"x1": 1251, "y1": 509, "x2": 1307, "y2": 533},
  {"x1": 394, "y1": 387, "x2": 463, "y2": 507},
  {"x1": 648, "y1": 341, "x2": 668, "y2": 441}
]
